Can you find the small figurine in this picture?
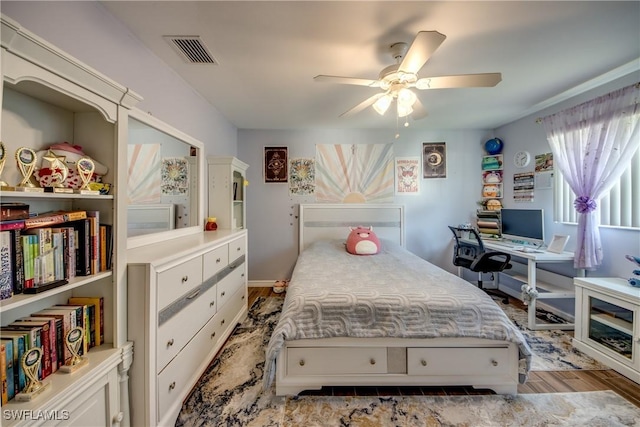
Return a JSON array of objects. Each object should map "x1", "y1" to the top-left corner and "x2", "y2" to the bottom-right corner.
[{"x1": 625, "y1": 255, "x2": 640, "y2": 287}]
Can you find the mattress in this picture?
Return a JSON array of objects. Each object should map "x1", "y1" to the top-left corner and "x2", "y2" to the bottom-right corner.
[{"x1": 264, "y1": 239, "x2": 532, "y2": 388}]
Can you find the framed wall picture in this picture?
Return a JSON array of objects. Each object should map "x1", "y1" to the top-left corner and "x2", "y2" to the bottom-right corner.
[
  {"x1": 264, "y1": 146, "x2": 288, "y2": 183},
  {"x1": 422, "y1": 142, "x2": 446, "y2": 178}
]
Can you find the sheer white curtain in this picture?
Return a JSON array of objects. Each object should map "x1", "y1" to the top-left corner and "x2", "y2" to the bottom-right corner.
[{"x1": 541, "y1": 83, "x2": 640, "y2": 270}]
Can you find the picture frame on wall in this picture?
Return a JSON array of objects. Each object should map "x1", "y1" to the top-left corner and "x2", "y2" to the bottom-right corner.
[
  {"x1": 422, "y1": 142, "x2": 446, "y2": 178},
  {"x1": 264, "y1": 146, "x2": 288, "y2": 183}
]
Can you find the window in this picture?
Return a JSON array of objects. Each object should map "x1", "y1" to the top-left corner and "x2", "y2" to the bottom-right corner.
[{"x1": 554, "y1": 148, "x2": 640, "y2": 229}]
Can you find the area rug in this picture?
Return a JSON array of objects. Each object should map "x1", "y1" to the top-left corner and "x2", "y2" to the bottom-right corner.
[
  {"x1": 176, "y1": 297, "x2": 636, "y2": 427},
  {"x1": 496, "y1": 301, "x2": 608, "y2": 371}
]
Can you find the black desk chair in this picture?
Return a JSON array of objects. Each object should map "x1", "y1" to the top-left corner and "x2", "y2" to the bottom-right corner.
[{"x1": 448, "y1": 226, "x2": 512, "y2": 304}]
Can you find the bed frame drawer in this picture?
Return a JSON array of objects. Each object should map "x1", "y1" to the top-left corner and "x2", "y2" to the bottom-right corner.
[
  {"x1": 287, "y1": 347, "x2": 387, "y2": 375},
  {"x1": 407, "y1": 347, "x2": 512, "y2": 376}
]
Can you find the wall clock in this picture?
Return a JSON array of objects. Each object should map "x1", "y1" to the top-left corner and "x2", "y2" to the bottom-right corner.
[{"x1": 513, "y1": 150, "x2": 531, "y2": 168}]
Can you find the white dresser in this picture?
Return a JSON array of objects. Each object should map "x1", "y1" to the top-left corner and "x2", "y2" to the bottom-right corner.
[{"x1": 127, "y1": 230, "x2": 248, "y2": 427}]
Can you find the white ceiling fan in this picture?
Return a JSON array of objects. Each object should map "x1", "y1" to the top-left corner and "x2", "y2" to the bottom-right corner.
[{"x1": 314, "y1": 31, "x2": 502, "y2": 122}]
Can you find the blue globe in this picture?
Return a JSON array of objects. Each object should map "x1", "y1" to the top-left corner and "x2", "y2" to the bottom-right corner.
[{"x1": 484, "y1": 138, "x2": 504, "y2": 155}]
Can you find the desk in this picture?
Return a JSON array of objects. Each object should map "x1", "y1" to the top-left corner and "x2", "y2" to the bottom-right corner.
[{"x1": 482, "y1": 242, "x2": 584, "y2": 330}]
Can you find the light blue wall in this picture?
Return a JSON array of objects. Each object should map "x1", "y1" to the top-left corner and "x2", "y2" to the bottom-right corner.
[
  {"x1": 1, "y1": 1, "x2": 238, "y2": 157},
  {"x1": 494, "y1": 71, "x2": 640, "y2": 279},
  {"x1": 238, "y1": 129, "x2": 490, "y2": 280}
]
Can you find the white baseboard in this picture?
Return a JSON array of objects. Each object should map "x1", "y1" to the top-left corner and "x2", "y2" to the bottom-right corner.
[{"x1": 249, "y1": 280, "x2": 275, "y2": 288}]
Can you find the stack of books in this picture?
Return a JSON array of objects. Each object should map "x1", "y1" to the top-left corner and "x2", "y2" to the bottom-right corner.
[{"x1": 0, "y1": 209, "x2": 113, "y2": 299}]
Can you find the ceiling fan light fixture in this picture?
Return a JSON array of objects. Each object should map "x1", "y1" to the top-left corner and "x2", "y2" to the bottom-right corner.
[
  {"x1": 397, "y1": 88, "x2": 417, "y2": 106},
  {"x1": 397, "y1": 100, "x2": 414, "y2": 118},
  {"x1": 373, "y1": 93, "x2": 393, "y2": 115}
]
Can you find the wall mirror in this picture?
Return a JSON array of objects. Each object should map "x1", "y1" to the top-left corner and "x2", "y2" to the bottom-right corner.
[{"x1": 127, "y1": 109, "x2": 205, "y2": 248}]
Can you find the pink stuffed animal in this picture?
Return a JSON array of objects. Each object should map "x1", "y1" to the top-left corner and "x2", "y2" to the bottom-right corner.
[{"x1": 346, "y1": 226, "x2": 381, "y2": 255}]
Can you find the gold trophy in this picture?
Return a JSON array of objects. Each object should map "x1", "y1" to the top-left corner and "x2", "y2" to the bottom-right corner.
[
  {"x1": 42, "y1": 149, "x2": 72, "y2": 193},
  {"x1": 60, "y1": 326, "x2": 89, "y2": 373},
  {"x1": 74, "y1": 157, "x2": 99, "y2": 195},
  {"x1": 15, "y1": 147, "x2": 44, "y2": 192},
  {"x1": 0, "y1": 141, "x2": 10, "y2": 189},
  {"x1": 15, "y1": 347, "x2": 51, "y2": 401}
]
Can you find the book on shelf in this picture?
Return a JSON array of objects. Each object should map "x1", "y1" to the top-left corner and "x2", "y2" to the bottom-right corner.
[
  {"x1": 68, "y1": 219, "x2": 91, "y2": 276},
  {"x1": 23, "y1": 227, "x2": 55, "y2": 286},
  {"x1": 17, "y1": 317, "x2": 59, "y2": 374},
  {"x1": 21, "y1": 234, "x2": 36, "y2": 289},
  {"x1": 3, "y1": 321, "x2": 50, "y2": 380},
  {"x1": 0, "y1": 332, "x2": 26, "y2": 396},
  {"x1": 23, "y1": 210, "x2": 87, "y2": 229},
  {"x1": 0, "y1": 203, "x2": 29, "y2": 221},
  {"x1": 68, "y1": 297, "x2": 103, "y2": 346},
  {"x1": 0, "y1": 219, "x2": 25, "y2": 231},
  {"x1": 99, "y1": 224, "x2": 113, "y2": 271},
  {"x1": 9, "y1": 228, "x2": 25, "y2": 295},
  {"x1": 0, "y1": 341, "x2": 13, "y2": 402},
  {"x1": 31, "y1": 309, "x2": 73, "y2": 365},
  {"x1": 0, "y1": 231, "x2": 13, "y2": 300},
  {"x1": 1, "y1": 343, "x2": 6, "y2": 404},
  {"x1": 51, "y1": 226, "x2": 76, "y2": 281},
  {"x1": 54, "y1": 304, "x2": 88, "y2": 355},
  {"x1": 86, "y1": 211, "x2": 100, "y2": 274}
]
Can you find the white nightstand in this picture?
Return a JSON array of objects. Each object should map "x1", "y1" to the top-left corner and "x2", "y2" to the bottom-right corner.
[{"x1": 573, "y1": 277, "x2": 639, "y2": 383}]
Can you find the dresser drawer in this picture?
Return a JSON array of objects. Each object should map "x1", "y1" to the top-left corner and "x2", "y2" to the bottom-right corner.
[
  {"x1": 157, "y1": 287, "x2": 246, "y2": 421},
  {"x1": 215, "y1": 286, "x2": 247, "y2": 335},
  {"x1": 287, "y1": 347, "x2": 387, "y2": 376},
  {"x1": 157, "y1": 281, "x2": 218, "y2": 373},
  {"x1": 228, "y1": 236, "x2": 246, "y2": 262},
  {"x1": 407, "y1": 347, "x2": 512, "y2": 376},
  {"x1": 157, "y1": 256, "x2": 203, "y2": 310},
  {"x1": 203, "y1": 245, "x2": 229, "y2": 281},
  {"x1": 218, "y1": 263, "x2": 246, "y2": 308}
]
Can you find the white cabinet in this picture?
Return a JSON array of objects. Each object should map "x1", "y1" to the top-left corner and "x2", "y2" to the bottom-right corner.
[
  {"x1": 127, "y1": 230, "x2": 248, "y2": 427},
  {"x1": 573, "y1": 277, "x2": 639, "y2": 383},
  {"x1": 0, "y1": 15, "x2": 140, "y2": 426},
  {"x1": 207, "y1": 157, "x2": 249, "y2": 230}
]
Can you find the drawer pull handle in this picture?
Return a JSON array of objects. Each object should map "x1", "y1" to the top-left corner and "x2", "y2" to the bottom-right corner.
[
  {"x1": 169, "y1": 381, "x2": 176, "y2": 391},
  {"x1": 241, "y1": 295, "x2": 245, "y2": 300},
  {"x1": 237, "y1": 247, "x2": 241, "y2": 251},
  {"x1": 181, "y1": 276, "x2": 188, "y2": 283},
  {"x1": 299, "y1": 359, "x2": 305, "y2": 366},
  {"x1": 221, "y1": 291, "x2": 226, "y2": 297},
  {"x1": 216, "y1": 258, "x2": 221, "y2": 263},
  {"x1": 211, "y1": 332, "x2": 216, "y2": 339},
  {"x1": 369, "y1": 358, "x2": 376, "y2": 365},
  {"x1": 491, "y1": 359, "x2": 498, "y2": 367},
  {"x1": 221, "y1": 319, "x2": 225, "y2": 325},
  {"x1": 186, "y1": 289, "x2": 201, "y2": 300},
  {"x1": 210, "y1": 301, "x2": 215, "y2": 307},
  {"x1": 241, "y1": 273, "x2": 245, "y2": 277},
  {"x1": 230, "y1": 264, "x2": 237, "y2": 270},
  {"x1": 421, "y1": 359, "x2": 427, "y2": 366},
  {"x1": 167, "y1": 338, "x2": 174, "y2": 347}
]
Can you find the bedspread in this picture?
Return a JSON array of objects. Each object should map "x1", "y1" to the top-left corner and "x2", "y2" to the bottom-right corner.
[{"x1": 263, "y1": 239, "x2": 532, "y2": 388}]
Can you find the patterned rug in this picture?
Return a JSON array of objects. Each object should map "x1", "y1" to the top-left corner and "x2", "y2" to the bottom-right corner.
[{"x1": 176, "y1": 297, "x2": 636, "y2": 427}]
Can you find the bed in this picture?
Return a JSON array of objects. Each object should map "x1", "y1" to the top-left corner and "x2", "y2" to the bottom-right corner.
[{"x1": 264, "y1": 204, "x2": 532, "y2": 396}]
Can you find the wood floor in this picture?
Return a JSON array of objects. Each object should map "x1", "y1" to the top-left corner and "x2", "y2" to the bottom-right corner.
[{"x1": 248, "y1": 286, "x2": 640, "y2": 408}]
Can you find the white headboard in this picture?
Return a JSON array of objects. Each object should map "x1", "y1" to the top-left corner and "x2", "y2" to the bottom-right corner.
[{"x1": 299, "y1": 204, "x2": 405, "y2": 253}]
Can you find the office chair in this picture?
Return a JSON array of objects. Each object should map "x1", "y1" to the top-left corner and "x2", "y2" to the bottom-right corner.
[{"x1": 448, "y1": 226, "x2": 512, "y2": 304}]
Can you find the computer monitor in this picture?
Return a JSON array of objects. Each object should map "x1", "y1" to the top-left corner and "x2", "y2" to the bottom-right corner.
[{"x1": 500, "y1": 208, "x2": 545, "y2": 246}]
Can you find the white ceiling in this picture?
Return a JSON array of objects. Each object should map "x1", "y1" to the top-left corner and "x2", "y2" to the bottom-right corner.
[{"x1": 101, "y1": 1, "x2": 640, "y2": 131}]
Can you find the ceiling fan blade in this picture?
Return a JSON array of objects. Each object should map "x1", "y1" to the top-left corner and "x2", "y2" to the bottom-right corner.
[
  {"x1": 399, "y1": 31, "x2": 446, "y2": 74},
  {"x1": 314, "y1": 75, "x2": 380, "y2": 87},
  {"x1": 340, "y1": 93, "x2": 385, "y2": 117},
  {"x1": 411, "y1": 98, "x2": 428, "y2": 120},
  {"x1": 416, "y1": 73, "x2": 502, "y2": 89}
]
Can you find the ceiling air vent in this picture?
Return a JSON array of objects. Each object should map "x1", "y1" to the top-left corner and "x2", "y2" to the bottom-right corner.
[{"x1": 164, "y1": 36, "x2": 218, "y2": 64}]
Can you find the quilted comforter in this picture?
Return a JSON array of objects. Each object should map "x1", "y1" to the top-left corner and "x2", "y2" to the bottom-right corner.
[{"x1": 264, "y1": 239, "x2": 532, "y2": 388}]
